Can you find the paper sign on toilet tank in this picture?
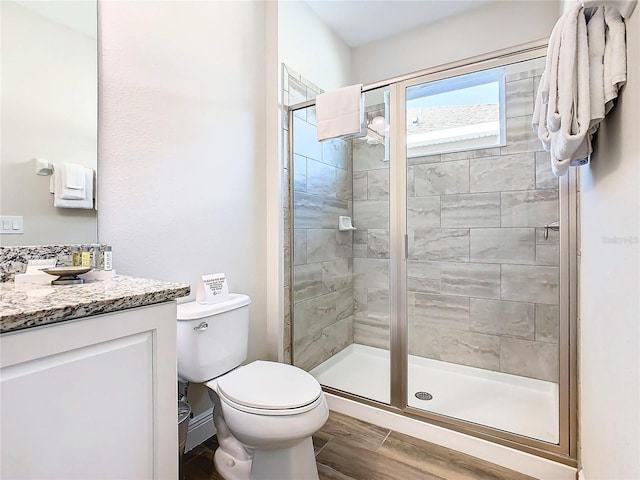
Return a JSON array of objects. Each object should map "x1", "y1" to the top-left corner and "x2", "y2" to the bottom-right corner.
[{"x1": 196, "y1": 273, "x2": 229, "y2": 304}]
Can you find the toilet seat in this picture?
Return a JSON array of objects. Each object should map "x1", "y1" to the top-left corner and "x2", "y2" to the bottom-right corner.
[
  {"x1": 215, "y1": 361, "x2": 322, "y2": 416},
  {"x1": 219, "y1": 390, "x2": 324, "y2": 416}
]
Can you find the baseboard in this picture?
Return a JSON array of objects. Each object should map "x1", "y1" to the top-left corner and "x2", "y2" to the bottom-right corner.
[
  {"x1": 326, "y1": 393, "x2": 577, "y2": 480},
  {"x1": 184, "y1": 408, "x2": 216, "y2": 453}
]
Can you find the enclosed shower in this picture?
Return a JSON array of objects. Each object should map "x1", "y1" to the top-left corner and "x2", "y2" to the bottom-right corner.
[{"x1": 285, "y1": 42, "x2": 576, "y2": 463}]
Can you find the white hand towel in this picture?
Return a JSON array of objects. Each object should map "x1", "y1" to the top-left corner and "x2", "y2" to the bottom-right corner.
[
  {"x1": 587, "y1": 7, "x2": 606, "y2": 131},
  {"x1": 54, "y1": 168, "x2": 94, "y2": 209},
  {"x1": 552, "y1": 5, "x2": 591, "y2": 161},
  {"x1": 316, "y1": 84, "x2": 365, "y2": 142},
  {"x1": 60, "y1": 163, "x2": 88, "y2": 200},
  {"x1": 532, "y1": 14, "x2": 564, "y2": 150},
  {"x1": 545, "y1": 14, "x2": 566, "y2": 133},
  {"x1": 603, "y1": 7, "x2": 627, "y2": 113},
  {"x1": 63, "y1": 163, "x2": 85, "y2": 190}
]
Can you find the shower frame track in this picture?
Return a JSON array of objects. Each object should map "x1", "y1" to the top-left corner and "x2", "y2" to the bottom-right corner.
[{"x1": 286, "y1": 38, "x2": 578, "y2": 467}]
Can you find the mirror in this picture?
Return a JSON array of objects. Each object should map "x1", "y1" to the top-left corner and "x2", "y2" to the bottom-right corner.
[{"x1": 0, "y1": 0, "x2": 97, "y2": 246}]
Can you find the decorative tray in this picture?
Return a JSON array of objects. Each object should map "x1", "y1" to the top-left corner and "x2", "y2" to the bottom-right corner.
[{"x1": 41, "y1": 266, "x2": 92, "y2": 285}]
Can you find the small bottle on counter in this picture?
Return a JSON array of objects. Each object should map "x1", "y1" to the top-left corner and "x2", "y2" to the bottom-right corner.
[
  {"x1": 71, "y1": 246, "x2": 81, "y2": 266},
  {"x1": 81, "y1": 245, "x2": 91, "y2": 267},
  {"x1": 103, "y1": 245, "x2": 113, "y2": 271},
  {"x1": 91, "y1": 244, "x2": 102, "y2": 270}
]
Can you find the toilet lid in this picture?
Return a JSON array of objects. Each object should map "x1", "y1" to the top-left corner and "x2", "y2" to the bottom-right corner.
[{"x1": 216, "y1": 361, "x2": 322, "y2": 410}]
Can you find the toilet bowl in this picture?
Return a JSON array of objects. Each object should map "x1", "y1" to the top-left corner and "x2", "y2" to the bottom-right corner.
[
  {"x1": 207, "y1": 361, "x2": 329, "y2": 479},
  {"x1": 176, "y1": 295, "x2": 328, "y2": 480}
]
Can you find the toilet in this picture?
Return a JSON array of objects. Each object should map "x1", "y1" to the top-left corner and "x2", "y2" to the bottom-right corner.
[{"x1": 176, "y1": 294, "x2": 328, "y2": 480}]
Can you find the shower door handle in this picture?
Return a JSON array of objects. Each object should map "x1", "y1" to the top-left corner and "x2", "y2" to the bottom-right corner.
[
  {"x1": 404, "y1": 234, "x2": 409, "y2": 260},
  {"x1": 544, "y1": 221, "x2": 560, "y2": 240}
]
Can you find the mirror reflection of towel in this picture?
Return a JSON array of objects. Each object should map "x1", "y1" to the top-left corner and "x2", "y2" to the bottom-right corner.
[
  {"x1": 53, "y1": 168, "x2": 94, "y2": 209},
  {"x1": 61, "y1": 163, "x2": 87, "y2": 200}
]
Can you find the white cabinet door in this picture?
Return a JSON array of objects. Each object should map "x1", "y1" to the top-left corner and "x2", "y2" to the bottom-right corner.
[{"x1": 0, "y1": 302, "x2": 178, "y2": 480}]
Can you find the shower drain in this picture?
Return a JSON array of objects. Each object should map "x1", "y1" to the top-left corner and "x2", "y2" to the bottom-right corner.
[{"x1": 414, "y1": 391, "x2": 433, "y2": 401}]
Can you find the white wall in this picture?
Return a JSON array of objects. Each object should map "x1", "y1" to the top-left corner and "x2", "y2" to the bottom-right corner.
[
  {"x1": 0, "y1": 1, "x2": 97, "y2": 246},
  {"x1": 98, "y1": 1, "x2": 268, "y2": 414},
  {"x1": 278, "y1": 1, "x2": 351, "y2": 91},
  {"x1": 578, "y1": 10, "x2": 640, "y2": 480},
  {"x1": 351, "y1": 0, "x2": 561, "y2": 85}
]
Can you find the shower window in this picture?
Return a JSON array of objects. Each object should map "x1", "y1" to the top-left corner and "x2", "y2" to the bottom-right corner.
[{"x1": 406, "y1": 68, "x2": 506, "y2": 157}]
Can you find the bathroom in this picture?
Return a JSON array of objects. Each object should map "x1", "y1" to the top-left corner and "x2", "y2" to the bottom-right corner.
[{"x1": 0, "y1": 0, "x2": 638, "y2": 479}]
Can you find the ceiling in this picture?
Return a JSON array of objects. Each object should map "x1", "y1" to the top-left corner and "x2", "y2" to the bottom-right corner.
[{"x1": 304, "y1": 0, "x2": 492, "y2": 48}]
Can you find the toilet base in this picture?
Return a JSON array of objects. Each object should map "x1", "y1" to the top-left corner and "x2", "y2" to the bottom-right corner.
[
  {"x1": 250, "y1": 436, "x2": 319, "y2": 480},
  {"x1": 214, "y1": 447, "x2": 251, "y2": 480},
  {"x1": 214, "y1": 436, "x2": 319, "y2": 480}
]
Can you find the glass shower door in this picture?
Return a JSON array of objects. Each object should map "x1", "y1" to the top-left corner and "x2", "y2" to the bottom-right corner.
[
  {"x1": 402, "y1": 56, "x2": 563, "y2": 444},
  {"x1": 288, "y1": 42, "x2": 575, "y2": 461},
  {"x1": 291, "y1": 85, "x2": 393, "y2": 405}
]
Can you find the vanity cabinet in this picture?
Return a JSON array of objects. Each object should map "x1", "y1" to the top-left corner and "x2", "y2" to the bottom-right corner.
[{"x1": 0, "y1": 302, "x2": 178, "y2": 480}]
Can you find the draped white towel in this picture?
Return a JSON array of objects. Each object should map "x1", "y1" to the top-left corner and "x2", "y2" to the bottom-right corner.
[
  {"x1": 316, "y1": 84, "x2": 365, "y2": 142},
  {"x1": 532, "y1": 4, "x2": 628, "y2": 176},
  {"x1": 587, "y1": 7, "x2": 606, "y2": 131},
  {"x1": 533, "y1": 14, "x2": 565, "y2": 152},
  {"x1": 603, "y1": 7, "x2": 627, "y2": 111},
  {"x1": 551, "y1": 4, "x2": 591, "y2": 175},
  {"x1": 545, "y1": 14, "x2": 566, "y2": 135}
]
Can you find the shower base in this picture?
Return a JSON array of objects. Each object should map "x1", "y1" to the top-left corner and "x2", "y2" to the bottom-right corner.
[{"x1": 310, "y1": 343, "x2": 559, "y2": 444}]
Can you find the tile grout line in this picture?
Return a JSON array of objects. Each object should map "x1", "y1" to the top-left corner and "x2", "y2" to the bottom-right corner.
[
  {"x1": 380, "y1": 429, "x2": 393, "y2": 450},
  {"x1": 314, "y1": 436, "x2": 332, "y2": 458},
  {"x1": 317, "y1": 462, "x2": 357, "y2": 480}
]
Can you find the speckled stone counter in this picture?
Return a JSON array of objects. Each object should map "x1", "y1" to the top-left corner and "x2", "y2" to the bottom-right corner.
[
  {"x1": 1, "y1": 245, "x2": 77, "y2": 282},
  {"x1": 0, "y1": 275, "x2": 190, "y2": 334}
]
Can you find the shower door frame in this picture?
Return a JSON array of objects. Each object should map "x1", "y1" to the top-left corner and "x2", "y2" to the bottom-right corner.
[
  {"x1": 388, "y1": 44, "x2": 577, "y2": 465},
  {"x1": 287, "y1": 39, "x2": 578, "y2": 466}
]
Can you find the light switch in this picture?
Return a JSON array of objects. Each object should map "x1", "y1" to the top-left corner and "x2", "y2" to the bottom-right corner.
[{"x1": 0, "y1": 216, "x2": 23, "y2": 234}]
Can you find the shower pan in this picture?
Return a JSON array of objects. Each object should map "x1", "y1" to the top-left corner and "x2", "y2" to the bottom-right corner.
[{"x1": 286, "y1": 40, "x2": 577, "y2": 465}]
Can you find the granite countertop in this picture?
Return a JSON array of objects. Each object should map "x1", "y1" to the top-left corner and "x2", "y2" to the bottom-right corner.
[{"x1": 0, "y1": 275, "x2": 190, "y2": 334}]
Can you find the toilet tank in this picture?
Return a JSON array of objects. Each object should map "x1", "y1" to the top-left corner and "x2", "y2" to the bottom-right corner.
[{"x1": 176, "y1": 294, "x2": 251, "y2": 383}]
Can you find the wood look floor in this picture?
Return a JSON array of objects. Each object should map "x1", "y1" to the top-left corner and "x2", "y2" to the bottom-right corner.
[{"x1": 182, "y1": 411, "x2": 537, "y2": 480}]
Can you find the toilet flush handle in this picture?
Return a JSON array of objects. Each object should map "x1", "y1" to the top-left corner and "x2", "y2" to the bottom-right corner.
[{"x1": 194, "y1": 321, "x2": 208, "y2": 332}]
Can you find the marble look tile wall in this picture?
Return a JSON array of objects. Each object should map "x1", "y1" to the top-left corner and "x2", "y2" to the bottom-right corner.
[
  {"x1": 352, "y1": 105, "x2": 392, "y2": 350},
  {"x1": 286, "y1": 61, "x2": 559, "y2": 383},
  {"x1": 355, "y1": 62, "x2": 560, "y2": 383},
  {"x1": 410, "y1": 62, "x2": 559, "y2": 382},
  {"x1": 283, "y1": 65, "x2": 354, "y2": 371}
]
